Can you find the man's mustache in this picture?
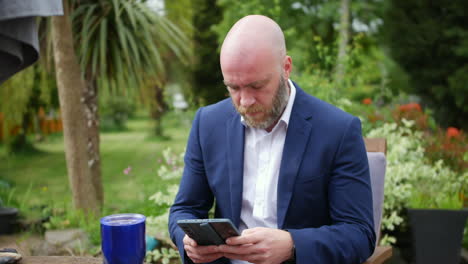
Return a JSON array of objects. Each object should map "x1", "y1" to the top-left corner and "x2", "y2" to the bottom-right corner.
[{"x1": 237, "y1": 105, "x2": 267, "y2": 115}]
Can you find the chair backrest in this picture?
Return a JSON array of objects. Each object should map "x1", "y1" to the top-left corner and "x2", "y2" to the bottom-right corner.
[{"x1": 364, "y1": 138, "x2": 387, "y2": 244}]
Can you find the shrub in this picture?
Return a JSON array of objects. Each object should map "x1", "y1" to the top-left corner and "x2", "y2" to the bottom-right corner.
[
  {"x1": 367, "y1": 120, "x2": 468, "y2": 244},
  {"x1": 100, "y1": 96, "x2": 136, "y2": 129},
  {"x1": 392, "y1": 103, "x2": 428, "y2": 131},
  {"x1": 425, "y1": 127, "x2": 468, "y2": 174},
  {"x1": 146, "y1": 148, "x2": 184, "y2": 263}
]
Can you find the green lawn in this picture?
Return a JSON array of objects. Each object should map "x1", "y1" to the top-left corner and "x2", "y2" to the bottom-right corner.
[{"x1": 0, "y1": 111, "x2": 193, "y2": 218}]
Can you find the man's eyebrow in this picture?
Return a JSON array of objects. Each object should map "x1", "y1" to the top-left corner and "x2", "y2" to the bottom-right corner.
[
  {"x1": 223, "y1": 80, "x2": 238, "y2": 89},
  {"x1": 223, "y1": 76, "x2": 271, "y2": 89}
]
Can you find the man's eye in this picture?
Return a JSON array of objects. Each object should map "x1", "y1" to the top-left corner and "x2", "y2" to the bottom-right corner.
[{"x1": 227, "y1": 86, "x2": 238, "y2": 91}]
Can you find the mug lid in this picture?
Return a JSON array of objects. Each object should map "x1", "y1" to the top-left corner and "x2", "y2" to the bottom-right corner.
[{"x1": 100, "y1": 213, "x2": 146, "y2": 226}]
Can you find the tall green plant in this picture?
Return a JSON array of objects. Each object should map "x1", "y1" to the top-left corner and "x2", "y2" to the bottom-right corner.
[
  {"x1": 191, "y1": 0, "x2": 224, "y2": 105},
  {"x1": 383, "y1": 0, "x2": 468, "y2": 129},
  {"x1": 48, "y1": 0, "x2": 191, "y2": 212},
  {"x1": 71, "y1": 0, "x2": 190, "y2": 96},
  {"x1": 0, "y1": 65, "x2": 55, "y2": 153}
]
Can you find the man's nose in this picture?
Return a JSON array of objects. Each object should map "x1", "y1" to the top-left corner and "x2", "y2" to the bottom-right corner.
[{"x1": 240, "y1": 90, "x2": 255, "y2": 107}]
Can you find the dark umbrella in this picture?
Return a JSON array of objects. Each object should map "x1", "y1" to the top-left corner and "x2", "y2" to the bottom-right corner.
[{"x1": 0, "y1": 0, "x2": 63, "y2": 84}]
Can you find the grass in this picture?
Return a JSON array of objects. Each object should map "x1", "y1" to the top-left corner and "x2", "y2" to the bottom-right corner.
[{"x1": 0, "y1": 110, "x2": 193, "y2": 221}]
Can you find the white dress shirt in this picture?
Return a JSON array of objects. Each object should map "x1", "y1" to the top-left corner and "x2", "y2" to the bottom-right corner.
[{"x1": 231, "y1": 79, "x2": 296, "y2": 264}]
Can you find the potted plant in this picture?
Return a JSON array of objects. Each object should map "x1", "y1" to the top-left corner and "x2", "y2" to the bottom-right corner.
[
  {"x1": 406, "y1": 160, "x2": 468, "y2": 264},
  {"x1": 0, "y1": 180, "x2": 19, "y2": 234}
]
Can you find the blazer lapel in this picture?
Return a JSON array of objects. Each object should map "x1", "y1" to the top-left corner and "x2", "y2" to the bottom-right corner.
[
  {"x1": 277, "y1": 87, "x2": 313, "y2": 228},
  {"x1": 226, "y1": 113, "x2": 245, "y2": 227}
]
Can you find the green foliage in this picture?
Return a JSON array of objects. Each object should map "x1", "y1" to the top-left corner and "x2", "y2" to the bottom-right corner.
[
  {"x1": 146, "y1": 148, "x2": 183, "y2": 240},
  {"x1": 291, "y1": 33, "x2": 393, "y2": 109},
  {"x1": 191, "y1": 0, "x2": 225, "y2": 105},
  {"x1": 383, "y1": 0, "x2": 468, "y2": 129},
  {"x1": 71, "y1": 0, "x2": 190, "y2": 94},
  {"x1": 164, "y1": 0, "x2": 195, "y2": 104},
  {"x1": 0, "y1": 68, "x2": 34, "y2": 145},
  {"x1": 425, "y1": 128, "x2": 468, "y2": 174},
  {"x1": 0, "y1": 179, "x2": 15, "y2": 208},
  {"x1": 100, "y1": 96, "x2": 136, "y2": 129},
  {"x1": 216, "y1": 0, "x2": 385, "y2": 75},
  {"x1": 0, "y1": 111, "x2": 190, "y2": 219},
  {"x1": 43, "y1": 205, "x2": 102, "y2": 246},
  {"x1": 367, "y1": 120, "x2": 468, "y2": 244},
  {"x1": 165, "y1": 0, "x2": 193, "y2": 42},
  {"x1": 409, "y1": 191, "x2": 463, "y2": 210},
  {"x1": 146, "y1": 247, "x2": 179, "y2": 264},
  {"x1": 0, "y1": 66, "x2": 54, "y2": 130},
  {"x1": 0, "y1": 61, "x2": 58, "y2": 154},
  {"x1": 291, "y1": 69, "x2": 337, "y2": 103},
  {"x1": 145, "y1": 148, "x2": 184, "y2": 263}
]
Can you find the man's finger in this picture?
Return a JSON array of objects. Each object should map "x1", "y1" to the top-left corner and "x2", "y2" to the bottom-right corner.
[
  {"x1": 226, "y1": 233, "x2": 259, "y2": 245},
  {"x1": 219, "y1": 244, "x2": 256, "y2": 255},
  {"x1": 183, "y1": 235, "x2": 198, "y2": 247},
  {"x1": 241, "y1": 228, "x2": 258, "y2": 235},
  {"x1": 195, "y1": 245, "x2": 220, "y2": 255}
]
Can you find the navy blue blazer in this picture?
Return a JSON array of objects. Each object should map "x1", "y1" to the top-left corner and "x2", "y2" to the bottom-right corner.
[{"x1": 169, "y1": 83, "x2": 375, "y2": 264}]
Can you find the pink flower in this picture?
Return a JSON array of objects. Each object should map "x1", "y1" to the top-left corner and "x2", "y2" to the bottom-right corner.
[{"x1": 124, "y1": 166, "x2": 132, "y2": 175}]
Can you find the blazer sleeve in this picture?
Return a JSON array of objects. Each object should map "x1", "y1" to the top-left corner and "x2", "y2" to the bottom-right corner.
[
  {"x1": 288, "y1": 117, "x2": 376, "y2": 264},
  {"x1": 168, "y1": 108, "x2": 215, "y2": 264}
]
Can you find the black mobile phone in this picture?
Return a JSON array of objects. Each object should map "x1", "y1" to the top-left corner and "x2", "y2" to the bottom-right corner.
[{"x1": 177, "y1": 218, "x2": 240, "y2": 246}]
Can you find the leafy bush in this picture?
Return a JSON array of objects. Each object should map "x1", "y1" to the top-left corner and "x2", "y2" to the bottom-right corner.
[
  {"x1": 100, "y1": 96, "x2": 136, "y2": 129},
  {"x1": 425, "y1": 127, "x2": 468, "y2": 174},
  {"x1": 42, "y1": 205, "x2": 102, "y2": 248},
  {"x1": 367, "y1": 120, "x2": 468, "y2": 244},
  {"x1": 145, "y1": 148, "x2": 184, "y2": 263}
]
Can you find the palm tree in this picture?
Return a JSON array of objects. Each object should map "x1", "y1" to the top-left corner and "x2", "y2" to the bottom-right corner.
[
  {"x1": 51, "y1": 0, "x2": 189, "y2": 213},
  {"x1": 52, "y1": 0, "x2": 100, "y2": 214}
]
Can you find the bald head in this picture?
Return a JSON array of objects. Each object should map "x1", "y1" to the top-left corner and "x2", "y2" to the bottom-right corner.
[
  {"x1": 220, "y1": 15, "x2": 287, "y2": 68},
  {"x1": 220, "y1": 16, "x2": 292, "y2": 131}
]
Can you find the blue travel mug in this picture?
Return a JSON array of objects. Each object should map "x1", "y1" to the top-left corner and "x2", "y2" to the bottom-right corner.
[{"x1": 100, "y1": 213, "x2": 146, "y2": 264}]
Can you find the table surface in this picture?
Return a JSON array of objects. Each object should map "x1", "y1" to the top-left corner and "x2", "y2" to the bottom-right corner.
[
  {"x1": 19, "y1": 256, "x2": 102, "y2": 264},
  {"x1": 18, "y1": 246, "x2": 392, "y2": 264}
]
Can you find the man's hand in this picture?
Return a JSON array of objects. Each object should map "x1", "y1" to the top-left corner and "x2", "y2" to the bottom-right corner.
[
  {"x1": 219, "y1": 227, "x2": 294, "y2": 264},
  {"x1": 183, "y1": 235, "x2": 223, "y2": 263}
]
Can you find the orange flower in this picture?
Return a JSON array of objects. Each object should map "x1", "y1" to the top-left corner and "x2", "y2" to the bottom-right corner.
[
  {"x1": 362, "y1": 98, "x2": 372, "y2": 105},
  {"x1": 410, "y1": 103, "x2": 422, "y2": 111},
  {"x1": 398, "y1": 103, "x2": 421, "y2": 112},
  {"x1": 446, "y1": 127, "x2": 461, "y2": 139}
]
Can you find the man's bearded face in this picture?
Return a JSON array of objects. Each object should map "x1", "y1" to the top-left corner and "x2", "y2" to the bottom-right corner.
[{"x1": 234, "y1": 75, "x2": 289, "y2": 130}]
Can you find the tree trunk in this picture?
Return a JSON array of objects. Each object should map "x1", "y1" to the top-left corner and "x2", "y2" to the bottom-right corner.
[
  {"x1": 150, "y1": 84, "x2": 167, "y2": 137},
  {"x1": 51, "y1": 0, "x2": 100, "y2": 215},
  {"x1": 335, "y1": 0, "x2": 350, "y2": 85},
  {"x1": 83, "y1": 76, "x2": 103, "y2": 207}
]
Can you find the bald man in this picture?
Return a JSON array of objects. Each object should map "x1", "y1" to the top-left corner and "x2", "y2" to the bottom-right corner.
[{"x1": 169, "y1": 15, "x2": 375, "y2": 264}]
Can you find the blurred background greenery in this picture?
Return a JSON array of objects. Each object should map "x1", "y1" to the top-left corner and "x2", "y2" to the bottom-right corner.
[{"x1": 1, "y1": 0, "x2": 467, "y2": 263}]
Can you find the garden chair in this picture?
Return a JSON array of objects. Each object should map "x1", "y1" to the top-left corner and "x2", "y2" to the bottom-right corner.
[{"x1": 362, "y1": 138, "x2": 393, "y2": 264}]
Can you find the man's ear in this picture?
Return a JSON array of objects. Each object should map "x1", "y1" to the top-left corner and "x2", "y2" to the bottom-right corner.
[{"x1": 283, "y1": 56, "x2": 292, "y2": 79}]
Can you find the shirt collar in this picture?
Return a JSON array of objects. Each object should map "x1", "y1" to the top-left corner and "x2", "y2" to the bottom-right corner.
[{"x1": 240, "y1": 79, "x2": 296, "y2": 131}]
